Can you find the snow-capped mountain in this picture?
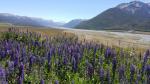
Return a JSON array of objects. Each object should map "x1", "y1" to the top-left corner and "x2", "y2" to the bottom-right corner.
[
  {"x1": 76, "y1": 1, "x2": 150, "y2": 31},
  {"x1": 117, "y1": 1, "x2": 150, "y2": 14}
]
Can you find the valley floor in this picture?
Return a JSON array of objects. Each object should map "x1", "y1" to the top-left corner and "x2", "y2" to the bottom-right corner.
[
  {"x1": 63, "y1": 28, "x2": 150, "y2": 50},
  {"x1": 0, "y1": 26, "x2": 150, "y2": 51}
]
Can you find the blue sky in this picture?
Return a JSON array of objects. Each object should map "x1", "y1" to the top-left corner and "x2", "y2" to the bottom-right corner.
[{"x1": 0, "y1": 0, "x2": 149, "y2": 22}]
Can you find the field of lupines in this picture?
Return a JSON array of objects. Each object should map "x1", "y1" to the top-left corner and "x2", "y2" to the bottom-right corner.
[{"x1": 0, "y1": 28, "x2": 150, "y2": 84}]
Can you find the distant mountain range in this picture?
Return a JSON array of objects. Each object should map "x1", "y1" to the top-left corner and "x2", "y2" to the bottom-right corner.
[
  {"x1": 0, "y1": 13, "x2": 65, "y2": 27},
  {"x1": 1, "y1": 1, "x2": 150, "y2": 31},
  {"x1": 0, "y1": 13, "x2": 84, "y2": 28},
  {"x1": 76, "y1": 1, "x2": 150, "y2": 31},
  {"x1": 63, "y1": 19, "x2": 86, "y2": 28}
]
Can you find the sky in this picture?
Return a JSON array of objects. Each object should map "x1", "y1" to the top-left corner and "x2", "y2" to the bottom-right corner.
[{"x1": 0, "y1": 0, "x2": 149, "y2": 22}]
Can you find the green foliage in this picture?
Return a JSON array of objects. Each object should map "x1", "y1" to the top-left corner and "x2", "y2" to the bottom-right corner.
[{"x1": 0, "y1": 29, "x2": 149, "y2": 84}]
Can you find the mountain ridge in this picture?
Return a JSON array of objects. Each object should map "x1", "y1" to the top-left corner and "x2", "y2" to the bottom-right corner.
[
  {"x1": 76, "y1": 1, "x2": 150, "y2": 31},
  {"x1": 63, "y1": 19, "x2": 86, "y2": 28},
  {"x1": 0, "y1": 13, "x2": 65, "y2": 27}
]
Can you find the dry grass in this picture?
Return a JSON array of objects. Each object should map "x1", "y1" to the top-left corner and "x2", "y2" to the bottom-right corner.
[
  {"x1": 0, "y1": 25, "x2": 149, "y2": 53},
  {"x1": 64, "y1": 29, "x2": 150, "y2": 53},
  {"x1": 0, "y1": 25, "x2": 76, "y2": 40}
]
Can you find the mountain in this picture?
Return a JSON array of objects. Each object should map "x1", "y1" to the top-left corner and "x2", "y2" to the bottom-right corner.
[
  {"x1": 76, "y1": 1, "x2": 150, "y2": 31},
  {"x1": 63, "y1": 19, "x2": 85, "y2": 28},
  {"x1": 0, "y1": 13, "x2": 65, "y2": 27}
]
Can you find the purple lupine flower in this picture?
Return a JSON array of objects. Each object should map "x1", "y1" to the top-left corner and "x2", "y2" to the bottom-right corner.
[
  {"x1": 48, "y1": 49, "x2": 52, "y2": 64},
  {"x1": 120, "y1": 49, "x2": 124, "y2": 58},
  {"x1": 7, "y1": 61, "x2": 14, "y2": 73},
  {"x1": 29, "y1": 55, "x2": 35, "y2": 70},
  {"x1": 40, "y1": 79, "x2": 44, "y2": 84},
  {"x1": 54, "y1": 80, "x2": 59, "y2": 84},
  {"x1": 99, "y1": 68, "x2": 104, "y2": 82},
  {"x1": 77, "y1": 53, "x2": 82, "y2": 61},
  {"x1": 10, "y1": 50, "x2": 15, "y2": 61},
  {"x1": 106, "y1": 69, "x2": 111, "y2": 84},
  {"x1": 16, "y1": 44, "x2": 20, "y2": 52},
  {"x1": 92, "y1": 47, "x2": 97, "y2": 68},
  {"x1": 63, "y1": 56, "x2": 67, "y2": 65},
  {"x1": 135, "y1": 74, "x2": 141, "y2": 84},
  {"x1": 0, "y1": 67, "x2": 5, "y2": 76},
  {"x1": 47, "y1": 50, "x2": 52, "y2": 71},
  {"x1": 112, "y1": 57, "x2": 117, "y2": 83},
  {"x1": 68, "y1": 47, "x2": 72, "y2": 54},
  {"x1": 0, "y1": 50, "x2": 6, "y2": 58},
  {"x1": 143, "y1": 49, "x2": 150, "y2": 63},
  {"x1": 14, "y1": 55, "x2": 19, "y2": 67},
  {"x1": 105, "y1": 48, "x2": 111, "y2": 58},
  {"x1": 58, "y1": 47, "x2": 62, "y2": 56},
  {"x1": 0, "y1": 67, "x2": 7, "y2": 83},
  {"x1": 118, "y1": 65, "x2": 125, "y2": 81},
  {"x1": 87, "y1": 62, "x2": 94, "y2": 78},
  {"x1": 21, "y1": 47, "x2": 26, "y2": 63},
  {"x1": 146, "y1": 65, "x2": 150, "y2": 83},
  {"x1": 141, "y1": 49, "x2": 150, "y2": 74},
  {"x1": 72, "y1": 57, "x2": 77, "y2": 72},
  {"x1": 34, "y1": 41, "x2": 39, "y2": 46},
  {"x1": 130, "y1": 64, "x2": 136, "y2": 82},
  {"x1": 19, "y1": 63, "x2": 24, "y2": 80},
  {"x1": 112, "y1": 57, "x2": 117, "y2": 72},
  {"x1": 18, "y1": 77, "x2": 23, "y2": 84},
  {"x1": 93, "y1": 47, "x2": 97, "y2": 57},
  {"x1": 146, "y1": 65, "x2": 150, "y2": 76},
  {"x1": 47, "y1": 63, "x2": 51, "y2": 72},
  {"x1": 6, "y1": 49, "x2": 10, "y2": 56},
  {"x1": 99, "y1": 56, "x2": 103, "y2": 65},
  {"x1": 74, "y1": 53, "x2": 80, "y2": 65},
  {"x1": 40, "y1": 57, "x2": 45, "y2": 66}
]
